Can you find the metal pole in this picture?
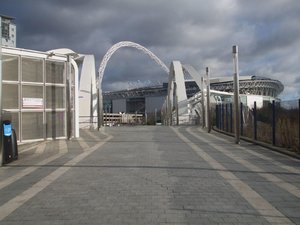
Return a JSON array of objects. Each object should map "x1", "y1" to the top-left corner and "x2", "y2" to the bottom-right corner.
[
  {"x1": 230, "y1": 103, "x2": 233, "y2": 133},
  {"x1": 220, "y1": 104, "x2": 223, "y2": 130},
  {"x1": 97, "y1": 74, "x2": 104, "y2": 130},
  {"x1": 218, "y1": 105, "x2": 221, "y2": 129},
  {"x1": 215, "y1": 105, "x2": 219, "y2": 129},
  {"x1": 154, "y1": 108, "x2": 157, "y2": 125},
  {"x1": 99, "y1": 90, "x2": 103, "y2": 128},
  {"x1": 233, "y1": 45, "x2": 240, "y2": 144},
  {"x1": 201, "y1": 77, "x2": 205, "y2": 128},
  {"x1": 90, "y1": 83, "x2": 94, "y2": 129},
  {"x1": 97, "y1": 72, "x2": 104, "y2": 129},
  {"x1": 172, "y1": 83, "x2": 178, "y2": 126},
  {"x1": 298, "y1": 99, "x2": 300, "y2": 153},
  {"x1": 225, "y1": 104, "x2": 228, "y2": 132},
  {"x1": 0, "y1": 32, "x2": 3, "y2": 165},
  {"x1": 240, "y1": 102, "x2": 243, "y2": 136},
  {"x1": 66, "y1": 56, "x2": 72, "y2": 139},
  {"x1": 253, "y1": 101, "x2": 257, "y2": 140},
  {"x1": 97, "y1": 83, "x2": 100, "y2": 130},
  {"x1": 272, "y1": 100, "x2": 276, "y2": 146},
  {"x1": 206, "y1": 67, "x2": 211, "y2": 133},
  {"x1": 105, "y1": 108, "x2": 107, "y2": 126},
  {"x1": 217, "y1": 105, "x2": 220, "y2": 129}
]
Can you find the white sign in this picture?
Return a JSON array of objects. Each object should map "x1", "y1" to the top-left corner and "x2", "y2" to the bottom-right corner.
[{"x1": 23, "y1": 98, "x2": 44, "y2": 108}]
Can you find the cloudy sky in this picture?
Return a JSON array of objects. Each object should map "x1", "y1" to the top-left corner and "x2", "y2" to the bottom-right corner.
[{"x1": 1, "y1": 0, "x2": 300, "y2": 99}]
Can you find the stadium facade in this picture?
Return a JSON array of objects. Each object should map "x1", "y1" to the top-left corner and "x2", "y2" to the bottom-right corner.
[{"x1": 104, "y1": 75, "x2": 284, "y2": 115}]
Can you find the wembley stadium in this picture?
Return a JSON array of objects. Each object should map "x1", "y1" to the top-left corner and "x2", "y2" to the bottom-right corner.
[
  {"x1": 103, "y1": 75, "x2": 284, "y2": 114},
  {"x1": 210, "y1": 75, "x2": 284, "y2": 98}
]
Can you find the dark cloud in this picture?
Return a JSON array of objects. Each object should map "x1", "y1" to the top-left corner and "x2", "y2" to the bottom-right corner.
[{"x1": 1, "y1": 0, "x2": 300, "y2": 98}]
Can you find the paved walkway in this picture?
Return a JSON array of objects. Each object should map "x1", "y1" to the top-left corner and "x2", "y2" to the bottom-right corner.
[{"x1": 0, "y1": 126, "x2": 300, "y2": 225}]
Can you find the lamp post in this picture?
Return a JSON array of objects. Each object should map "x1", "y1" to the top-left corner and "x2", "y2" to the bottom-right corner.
[
  {"x1": 66, "y1": 55, "x2": 72, "y2": 139},
  {"x1": 201, "y1": 77, "x2": 205, "y2": 128},
  {"x1": 206, "y1": 67, "x2": 211, "y2": 133},
  {"x1": 233, "y1": 45, "x2": 240, "y2": 144}
]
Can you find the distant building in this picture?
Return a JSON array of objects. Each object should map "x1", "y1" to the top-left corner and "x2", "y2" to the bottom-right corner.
[
  {"x1": 104, "y1": 75, "x2": 284, "y2": 114},
  {"x1": 1, "y1": 14, "x2": 17, "y2": 47}
]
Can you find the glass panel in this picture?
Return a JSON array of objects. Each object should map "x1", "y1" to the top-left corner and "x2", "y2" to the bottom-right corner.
[
  {"x1": 3, "y1": 83, "x2": 18, "y2": 109},
  {"x1": 46, "y1": 86, "x2": 65, "y2": 109},
  {"x1": 2, "y1": 54, "x2": 18, "y2": 81},
  {"x1": 22, "y1": 57, "x2": 43, "y2": 82},
  {"x1": 22, "y1": 112, "x2": 43, "y2": 140},
  {"x1": 46, "y1": 111, "x2": 65, "y2": 138},
  {"x1": 46, "y1": 61, "x2": 65, "y2": 84}
]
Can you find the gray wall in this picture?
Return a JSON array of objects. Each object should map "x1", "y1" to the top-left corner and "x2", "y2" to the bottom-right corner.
[
  {"x1": 145, "y1": 96, "x2": 165, "y2": 113},
  {"x1": 112, "y1": 99, "x2": 126, "y2": 113}
]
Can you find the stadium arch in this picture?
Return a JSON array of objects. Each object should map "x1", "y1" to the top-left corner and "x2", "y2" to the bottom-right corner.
[{"x1": 97, "y1": 41, "x2": 172, "y2": 126}]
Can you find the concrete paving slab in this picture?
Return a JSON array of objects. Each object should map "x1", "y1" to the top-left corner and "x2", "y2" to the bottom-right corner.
[{"x1": 0, "y1": 126, "x2": 299, "y2": 224}]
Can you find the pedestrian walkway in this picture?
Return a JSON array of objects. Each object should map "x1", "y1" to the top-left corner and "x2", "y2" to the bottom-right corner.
[{"x1": 0, "y1": 126, "x2": 299, "y2": 225}]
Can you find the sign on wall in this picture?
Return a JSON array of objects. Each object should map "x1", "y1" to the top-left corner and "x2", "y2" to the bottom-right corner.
[{"x1": 22, "y1": 98, "x2": 44, "y2": 108}]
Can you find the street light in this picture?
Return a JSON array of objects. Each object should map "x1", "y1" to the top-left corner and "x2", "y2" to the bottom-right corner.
[
  {"x1": 233, "y1": 45, "x2": 240, "y2": 144},
  {"x1": 206, "y1": 67, "x2": 211, "y2": 133},
  {"x1": 201, "y1": 77, "x2": 205, "y2": 128}
]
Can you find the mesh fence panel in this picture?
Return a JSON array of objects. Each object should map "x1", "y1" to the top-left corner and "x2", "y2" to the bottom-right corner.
[
  {"x1": 22, "y1": 112, "x2": 43, "y2": 140},
  {"x1": 46, "y1": 111, "x2": 65, "y2": 138},
  {"x1": 2, "y1": 83, "x2": 18, "y2": 109},
  {"x1": 2, "y1": 55, "x2": 18, "y2": 81},
  {"x1": 22, "y1": 57, "x2": 43, "y2": 82}
]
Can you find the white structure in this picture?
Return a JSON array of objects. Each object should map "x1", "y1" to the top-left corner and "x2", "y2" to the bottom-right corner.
[
  {"x1": 78, "y1": 55, "x2": 97, "y2": 128},
  {"x1": 1, "y1": 14, "x2": 16, "y2": 47},
  {"x1": 47, "y1": 49, "x2": 98, "y2": 129},
  {"x1": 2, "y1": 46, "x2": 79, "y2": 142},
  {"x1": 165, "y1": 61, "x2": 188, "y2": 125}
]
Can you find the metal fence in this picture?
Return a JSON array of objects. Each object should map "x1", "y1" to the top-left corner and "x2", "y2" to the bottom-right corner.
[
  {"x1": 215, "y1": 99, "x2": 300, "y2": 153},
  {"x1": 1, "y1": 49, "x2": 76, "y2": 142}
]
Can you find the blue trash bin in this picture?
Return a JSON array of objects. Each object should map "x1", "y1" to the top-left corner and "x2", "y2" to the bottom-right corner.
[{"x1": 2, "y1": 111, "x2": 18, "y2": 164}]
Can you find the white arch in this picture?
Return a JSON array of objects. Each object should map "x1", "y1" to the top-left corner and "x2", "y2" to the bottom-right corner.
[
  {"x1": 98, "y1": 41, "x2": 169, "y2": 86},
  {"x1": 165, "y1": 61, "x2": 188, "y2": 125},
  {"x1": 79, "y1": 55, "x2": 97, "y2": 129},
  {"x1": 97, "y1": 41, "x2": 169, "y2": 127},
  {"x1": 182, "y1": 64, "x2": 202, "y2": 90}
]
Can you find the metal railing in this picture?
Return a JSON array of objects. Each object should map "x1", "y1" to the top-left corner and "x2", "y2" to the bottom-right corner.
[{"x1": 215, "y1": 99, "x2": 300, "y2": 153}]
